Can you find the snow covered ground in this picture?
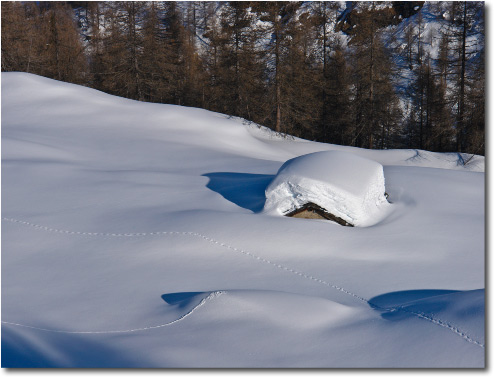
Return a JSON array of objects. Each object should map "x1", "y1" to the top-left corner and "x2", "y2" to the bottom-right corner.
[{"x1": 1, "y1": 73, "x2": 484, "y2": 368}]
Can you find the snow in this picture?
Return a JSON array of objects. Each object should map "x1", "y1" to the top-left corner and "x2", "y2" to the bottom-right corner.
[
  {"x1": 1, "y1": 73, "x2": 485, "y2": 368},
  {"x1": 385, "y1": 1, "x2": 484, "y2": 119},
  {"x1": 263, "y1": 151, "x2": 390, "y2": 226}
]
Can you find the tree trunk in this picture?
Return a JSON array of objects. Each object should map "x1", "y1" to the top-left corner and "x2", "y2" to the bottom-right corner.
[
  {"x1": 457, "y1": 1, "x2": 467, "y2": 152},
  {"x1": 368, "y1": 15, "x2": 374, "y2": 149},
  {"x1": 321, "y1": 4, "x2": 328, "y2": 141},
  {"x1": 275, "y1": 18, "x2": 281, "y2": 133}
]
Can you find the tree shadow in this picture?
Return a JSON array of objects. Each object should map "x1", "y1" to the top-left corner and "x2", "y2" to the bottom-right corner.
[{"x1": 202, "y1": 172, "x2": 274, "y2": 213}]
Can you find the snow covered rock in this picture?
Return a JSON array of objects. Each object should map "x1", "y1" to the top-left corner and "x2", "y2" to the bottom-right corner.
[{"x1": 263, "y1": 151, "x2": 390, "y2": 226}]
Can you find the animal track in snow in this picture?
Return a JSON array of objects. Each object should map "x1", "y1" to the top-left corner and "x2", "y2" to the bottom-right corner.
[{"x1": 2, "y1": 217, "x2": 484, "y2": 348}]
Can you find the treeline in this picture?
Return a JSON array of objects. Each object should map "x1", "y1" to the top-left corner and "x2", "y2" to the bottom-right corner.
[{"x1": 1, "y1": 1, "x2": 484, "y2": 155}]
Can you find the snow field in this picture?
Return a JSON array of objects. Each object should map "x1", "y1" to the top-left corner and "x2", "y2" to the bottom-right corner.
[{"x1": 1, "y1": 73, "x2": 485, "y2": 367}]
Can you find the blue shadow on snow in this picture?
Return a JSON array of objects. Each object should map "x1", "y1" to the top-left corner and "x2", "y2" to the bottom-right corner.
[
  {"x1": 368, "y1": 289, "x2": 461, "y2": 322},
  {"x1": 161, "y1": 292, "x2": 205, "y2": 308},
  {"x1": 202, "y1": 172, "x2": 274, "y2": 213},
  {"x1": 2, "y1": 325, "x2": 142, "y2": 367}
]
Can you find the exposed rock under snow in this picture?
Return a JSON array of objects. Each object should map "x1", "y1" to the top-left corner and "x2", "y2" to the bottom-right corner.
[{"x1": 263, "y1": 151, "x2": 390, "y2": 227}]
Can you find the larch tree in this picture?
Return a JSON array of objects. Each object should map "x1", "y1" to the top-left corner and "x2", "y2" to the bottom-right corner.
[
  {"x1": 2, "y1": 2, "x2": 86, "y2": 84},
  {"x1": 349, "y1": 2, "x2": 401, "y2": 149},
  {"x1": 1, "y1": 2, "x2": 39, "y2": 73},
  {"x1": 42, "y1": 2, "x2": 87, "y2": 84},
  {"x1": 280, "y1": 6, "x2": 321, "y2": 139},
  {"x1": 312, "y1": 1, "x2": 352, "y2": 145},
  {"x1": 324, "y1": 43, "x2": 353, "y2": 145},
  {"x1": 140, "y1": 2, "x2": 167, "y2": 103},
  {"x1": 252, "y1": 1, "x2": 302, "y2": 135},
  {"x1": 0, "y1": 1, "x2": 484, "y2": 156}
]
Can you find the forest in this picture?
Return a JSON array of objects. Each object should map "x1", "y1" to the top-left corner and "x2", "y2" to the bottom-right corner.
[{"x1": 1, "y1": 1, "x2": 485, "y2": 155}]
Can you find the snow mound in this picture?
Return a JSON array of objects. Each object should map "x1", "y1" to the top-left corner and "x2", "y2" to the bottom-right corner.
[{"x1": 263, "y1": 151, "x2": 390, "y2": 226}]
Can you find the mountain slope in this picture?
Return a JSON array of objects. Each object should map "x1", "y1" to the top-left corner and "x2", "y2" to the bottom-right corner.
[{"x1": 1, "y1": 73, "x2": 484, "y2": 367}]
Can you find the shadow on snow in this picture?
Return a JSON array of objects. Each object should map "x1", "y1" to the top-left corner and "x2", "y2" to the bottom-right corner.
[
  {"x1": 161, "y1": 292, "x2": 206, "y2": 309},
  {"x1": 368, "y1": 289, "x2": 484, "y2": 322},
  {"x1": 202, "y1": 172, "x2": 274, "y2": 213}
]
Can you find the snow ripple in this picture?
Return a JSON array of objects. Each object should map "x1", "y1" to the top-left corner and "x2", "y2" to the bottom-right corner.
[{"x1": 2, "y1": 217, "x2": 484, "y2": 348}]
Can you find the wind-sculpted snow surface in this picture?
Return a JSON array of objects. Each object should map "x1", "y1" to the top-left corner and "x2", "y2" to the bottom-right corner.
[{"x1": 1, "y1": 73, "x2": 485, "y2": 368}]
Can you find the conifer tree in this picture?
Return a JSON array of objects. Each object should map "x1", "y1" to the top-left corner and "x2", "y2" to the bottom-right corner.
[
  {"x1": 140, "y1": 2, "x2": 167, "y2": 103},
  {"x1": 323, "y1": 43, "x2": 352, "y2": 145},
  {"x1": 2, "y1": 2, "x2": 86, "y2": 84},
  {"x1": 312, "y1": 1, "x2": 352, "y2": 144},
  {"x1": 0, "y1": 1, "x2": 484, "y2": 155},
  {"x1": 281, "y1": 7, "x2": 320, "y2": 139},
  {"x1": 1, "y1": 2, "x2": 38, "y2": 73},
  {"x1": 252, "y1": 1, "x2": 302, "y2": 134},
  {"x1": 349, "y1": 2, "x2": 401, "y2": 149}
]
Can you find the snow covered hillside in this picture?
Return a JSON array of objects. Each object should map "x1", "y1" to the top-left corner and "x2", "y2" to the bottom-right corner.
[{"x1": 1, "y1": 73, "x2": 484, "y2": 368}]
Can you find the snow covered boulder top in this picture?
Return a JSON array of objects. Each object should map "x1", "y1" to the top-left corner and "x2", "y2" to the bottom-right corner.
[{"x1": 263, "y1": 151, "x2": 390, "y2": 227}]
